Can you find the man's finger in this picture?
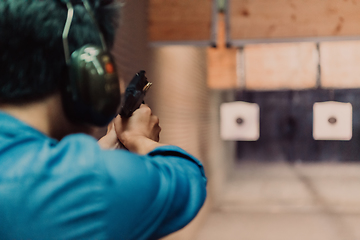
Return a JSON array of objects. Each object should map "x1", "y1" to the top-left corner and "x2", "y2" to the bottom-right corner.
[
  {"x1": 139, "y1": 103, "x2": 149, "y2": 108},
  {"x1": 113, "y1": 114, "x2": 123, "y2": 135}
]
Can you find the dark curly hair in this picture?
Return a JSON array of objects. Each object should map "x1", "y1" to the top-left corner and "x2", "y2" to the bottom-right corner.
[{"x1": 0, "y1": 0, "x2": 120, "y2": 103}]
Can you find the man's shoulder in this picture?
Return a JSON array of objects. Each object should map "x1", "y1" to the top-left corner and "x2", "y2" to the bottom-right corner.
[
  {"x1": 0, "y1": 132, "x2": 106, "y2": 179},
  {"x1": 59, "y1": 133, "x2": 100, "y2": 157},
  {"x1": 52, "y1": 133, "x2": 105, "y2": 170}
]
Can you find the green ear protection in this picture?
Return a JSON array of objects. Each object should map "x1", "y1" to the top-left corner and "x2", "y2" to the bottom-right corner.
[{"x1": 60, "y1": 0, "x2": 121, "y2": 127}]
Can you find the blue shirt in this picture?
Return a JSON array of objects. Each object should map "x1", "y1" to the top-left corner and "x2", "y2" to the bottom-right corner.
[{"x1": 0, "y1": 112, "x2": 207, "y2": 240}]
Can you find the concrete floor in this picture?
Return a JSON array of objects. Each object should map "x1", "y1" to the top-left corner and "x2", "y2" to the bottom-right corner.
[{"x1": 196, "y1": 162, "x2": 360, "y2": 240}]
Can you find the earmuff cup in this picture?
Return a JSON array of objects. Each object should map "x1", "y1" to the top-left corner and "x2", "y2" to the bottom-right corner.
[{"x1": 62, "y1": 44, "x2": 120, "y2": 127}]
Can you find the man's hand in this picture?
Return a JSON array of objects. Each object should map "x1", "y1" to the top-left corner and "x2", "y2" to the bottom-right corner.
[
  {"x1": 97, "y1": 121, "x2": 121, "y2": 150},
  {"x1": 98, "y1": 104, "x2": 165, "y2": 154},
  {"x1": 114, "y1": 104, "x2": 165, "y2": 154},
  {"x1": 116, "y1": 104, "x2": 161, "y2": 142}
]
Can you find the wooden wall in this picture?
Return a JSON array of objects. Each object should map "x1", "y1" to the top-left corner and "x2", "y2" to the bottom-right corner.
[
  {"x1": 321, "y1": 41, "x2": 360, "y2": 88},
  {"x1": 229, "y1": 0, "x2": 360, "y2": 41},
  {"x1": 207, "y1": 13, "x2": 238, "y2": 89},
  {"x1": 208, "y1": 40, "x2": 360, "y2": 90},
  {"x1": 244, "y1": 43, "x2": 318, "y2": 90},
  {"x1": 148, "y1": 0, "x2": 360, "y2": 42}
]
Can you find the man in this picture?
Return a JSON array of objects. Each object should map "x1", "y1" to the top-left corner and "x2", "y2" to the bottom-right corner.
[{"x1": 0, "y1": 0, "x2": 207, "y2": 239}]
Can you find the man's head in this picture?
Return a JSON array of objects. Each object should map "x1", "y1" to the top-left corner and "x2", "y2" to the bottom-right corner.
[{"x1": 0, "y1": 0, "x2": 119, "y2": 103}]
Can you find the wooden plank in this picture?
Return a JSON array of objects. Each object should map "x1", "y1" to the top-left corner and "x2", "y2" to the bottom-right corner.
[
  {"x1": 230, "y1": 0, "x2": 360, "y2": 40},
  {"x1": 207, "y1": 13, "x2": 238, "y2": 89},
  {"x1": 321, "y1": 41, "x2": 360, "y2": 88},
  {"x1": 148, "y1": 0, "x2": 213, "y2": 42},
  {"x1": 244, "y1": 43, "x2": 318, "y2": 90}
]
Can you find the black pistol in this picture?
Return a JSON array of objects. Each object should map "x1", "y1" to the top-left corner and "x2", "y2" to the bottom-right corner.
[{"x1": 119, "y1": 70, "x2": 152, "y2": 118}]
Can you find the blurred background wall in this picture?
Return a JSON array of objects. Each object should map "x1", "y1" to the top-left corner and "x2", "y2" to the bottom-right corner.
[
  {"x1": 146, "y1": 46, "x2": 211, "y2": 239},
  {"x1": 112, "y1": 0, "x2": 149, "y2": 88}
]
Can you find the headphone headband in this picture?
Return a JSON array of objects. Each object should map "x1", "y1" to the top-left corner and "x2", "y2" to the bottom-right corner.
[
  {"x1": 81, "y1": 0, "x2": 107, "y2": 51},
  {"x1": 62, "y1": 0, "x2": 74, "y2": 63},
  {"x1": 62, "y1": 0, "x2": 107, "y2": 63}
]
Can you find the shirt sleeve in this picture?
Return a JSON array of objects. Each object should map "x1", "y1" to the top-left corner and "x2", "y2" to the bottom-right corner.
[{"x1": 100, "y1": 145, "x2": 207, "y2": 240}]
